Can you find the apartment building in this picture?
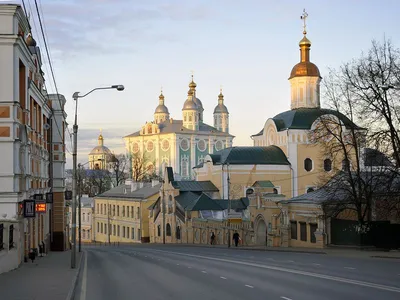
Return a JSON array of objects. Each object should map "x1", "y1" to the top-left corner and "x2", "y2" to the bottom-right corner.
[{"x1": 0, "y1": 4, "x2": 67, "y2": 274}]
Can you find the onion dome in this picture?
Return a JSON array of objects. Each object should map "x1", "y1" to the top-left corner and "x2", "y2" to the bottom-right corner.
[
  {"x1": 213, "y1": 89, "x2": 229, "y2": 114},
  {"x1": 182, "y1": 89, "x2": 198, "y2": 110},
  {"x1": 154, "y1": 92, "x2": 169, "y2": 114}
]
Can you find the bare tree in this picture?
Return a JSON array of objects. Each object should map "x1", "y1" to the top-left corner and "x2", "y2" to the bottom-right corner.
[
  {"x1": 339, "y1": 38, "x2": 400, "y2": 168},
  {"x1": 107, "y1": 154, "x2": 129, "y2": 187},
  {"x1": 129, "y1": 151, "x2": 157, "y2": 182}
]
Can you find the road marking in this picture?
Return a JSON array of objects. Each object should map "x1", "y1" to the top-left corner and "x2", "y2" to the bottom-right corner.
[
  {"x1": 202, "y1": 271, "x2": 207, "y2": 273},
  {"x1": 79, "y1": 252, "x2": 88, "y2": 300},
  {"x1": 344, "y1": 267, "x2": 355, "y2": 270},
  {"x1": 220, "y1": 276, "x2": 227, "y2": 279},
  {"x1": 287, "y1": 260, "x2": 295, "y2": 263},
  {"x1": 312, "y1": 263, "x2": 321, "y2": 266},
  {"x1": 148, "y1": 249, "x2": 400, "y2": 293},
  {"x1": 177, "y1": 264, "x2": 180, "y2": 265},
  {"x1": 280, "y1": 297, "x2": 292, "y2": 300},
  {"x1": 245, "y1": 284, "x2": 254, "y2": 288}
]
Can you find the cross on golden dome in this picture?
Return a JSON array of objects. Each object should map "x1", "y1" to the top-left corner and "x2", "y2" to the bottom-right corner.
[{"x1": 301, "y1": 9, "x2": 308, "y2": 35}]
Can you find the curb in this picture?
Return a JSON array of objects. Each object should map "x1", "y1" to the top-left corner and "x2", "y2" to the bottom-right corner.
[
  {"x1": 370, "y1": 255, "x2": 400, "y2": 260},
  {"x1": 66, "y1": 251, "x2": 85, "y2": 300}
]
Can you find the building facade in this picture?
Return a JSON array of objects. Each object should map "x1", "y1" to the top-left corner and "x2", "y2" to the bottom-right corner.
[
  {"x1": 124, "y1": 78, "x2": 234, "y2": 180},
  {"x1": 0, "y1": 4, "x2": 67, "y2": 274},
  {"x1": 68, "y1": 197, "x2": 93, "y2": 243},
  {"x1": 93, "y1": 180, "x2": 160, "y2": 243}
]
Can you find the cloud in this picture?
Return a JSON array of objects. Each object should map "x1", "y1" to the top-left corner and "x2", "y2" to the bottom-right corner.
[{"x1": 37, "y1": 0, "x2": 215, "y2": 60}]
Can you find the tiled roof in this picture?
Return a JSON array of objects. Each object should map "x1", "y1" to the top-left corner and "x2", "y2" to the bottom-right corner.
[
  {"x1": 204, "y1": 146, "x2": 290, "y2": 166},
  {"x1": 252, "y1": 108, "x2": 360, "y2": 136},
  {"x1": 172, "y1": 180, "x2": 219, "y2": 192},
  {"x1": 124, "y1": 119, "x2": 234, "y2": 138},
  {"x1": 96, "y1": 182, "x2": 161, "y2": 200}
]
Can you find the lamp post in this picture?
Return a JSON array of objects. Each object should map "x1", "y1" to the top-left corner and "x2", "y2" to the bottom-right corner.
[{"x1": 71, "y1": 85, "x2": 124, "y2": 269}]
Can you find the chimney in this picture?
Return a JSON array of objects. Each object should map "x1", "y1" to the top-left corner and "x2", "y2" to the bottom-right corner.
[
  {"x1": 152, "y1": 179, "x2": 159, "y2": 187},
  {"x1": 131, "y1": 182, "x2": 137, "y2": 192}
]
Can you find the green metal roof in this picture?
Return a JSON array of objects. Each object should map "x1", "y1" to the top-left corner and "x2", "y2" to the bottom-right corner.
[
  {"x1": 205, "y1": 146, "x2": 290, "y2": 166},
  {"x1": 252, "y1": 180, "x2": 275, "y2": 188},
  {"x1": 216, "y1": 198, "x2": 249, "y2": 210},
  {"x1": 172, "y1": 181, "x2": 219, "y2": 192},
  {"x1": 252, "y1": 108, "x2": 360, "y2": 136}
]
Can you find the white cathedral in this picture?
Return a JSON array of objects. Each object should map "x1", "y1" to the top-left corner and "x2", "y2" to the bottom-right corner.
[{"x1": 124, "y1": 77, "x2": 234, "y2": 179}]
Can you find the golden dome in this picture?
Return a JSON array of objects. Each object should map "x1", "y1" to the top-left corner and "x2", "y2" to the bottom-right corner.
[
  {"x1": 299, "y1": 36, "x2": 311, "y2": 47},
  {"x1": 159, "y1": 92, "x2": 164, "y2": 100},
  {"x1": 98, "y1": 134, "x2": 103, "y2": 140},
  {"x1": 189, "y1": 80, "x2": 197, "y2": 89},
  {"x1": 289, "y1": 61, "x2": 320, "y2": 79}
]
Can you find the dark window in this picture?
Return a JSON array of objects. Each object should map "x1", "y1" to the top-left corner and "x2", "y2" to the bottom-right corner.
[
  {"x1": 310, "y1": 223, "x2": 318, "y2": 243},
  {"x1": 342, "y1": 159, "x2": 350, "y2": 171},
  {"x1": 157, "y1": 225, "x2": 161, "y2": 237},
  {"x1": 0, "y1": 224, "x2": 3, "y2": 251},
  {"x1": 273, "y1": 188, "x2": 278, "y2": 194},
  {"x1": 304, "y1": 158, "x2": 312, "y2": 172},
  {"x1": 166, "y1": 223, "x2": 171, "y2": 236},
  {"x1": 300, "y1": 222, "x2": 307, "y2": 241},
  {"x1": 306, "y1": 187, "x2": 315, "y2": 193},
  {"x1": 290, "y1": 221, "x2": 297, "y2": 240},
  {"x1": 324, "y1": 159, "x2": 332, "y2": 172},
  {"x1": 176, "y1": 226, "x2": 181, "y2": 240}
]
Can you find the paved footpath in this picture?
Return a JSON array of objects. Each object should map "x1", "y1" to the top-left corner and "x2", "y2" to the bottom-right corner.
[{"x1": 0, "y1": 250, "x2": 82, "y2": 300}]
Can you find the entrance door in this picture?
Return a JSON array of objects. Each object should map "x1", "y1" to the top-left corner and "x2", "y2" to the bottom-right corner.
[{"x1": 256, "y1": 219, "x2": 267, "y2": 245}]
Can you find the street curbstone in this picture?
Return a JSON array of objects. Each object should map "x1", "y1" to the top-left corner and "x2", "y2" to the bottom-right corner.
[{"x1": 66, "y1": 251, "x2": 85, "y2": 300}]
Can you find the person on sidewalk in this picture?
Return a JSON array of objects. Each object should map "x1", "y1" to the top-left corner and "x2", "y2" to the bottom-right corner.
[
  {"x1": 232, "y1": 231, "x2": 240, "y2": 247},
  {"x1": 210, "y1": 232, "x2": 216, "y2": 245}
]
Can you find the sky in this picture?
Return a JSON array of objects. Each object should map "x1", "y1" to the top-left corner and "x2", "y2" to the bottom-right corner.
[{"x1": 12, "y1": 0, "x2": 400, "y2": 168}]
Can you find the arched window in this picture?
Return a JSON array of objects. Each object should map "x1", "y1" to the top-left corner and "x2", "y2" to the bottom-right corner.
[
  {"x1": 176, "y1": 226, "x2": 181, "y2": 240},
  {"x1": 166, "y1": 223, "x2": 171, "y2": 236},
  {"x1": 189, "y1": 115, "x2": 192, "y2": 122},
  {"x1": 168, "y1": 195, "x2": 173, "y2": 213},
  {"x1": 307, "y1": 187, "x2": 315, "y2": 193},
  {"x1": 342, "y1": 159, "x2": 350, "y2": 171},
  {"x1": 273, "y1": 188, "x2": 278, "y2": 194},
  {"x1": 324, "y1": 159, "x2": 332, "y2": 172},
  {"x1": 181, "y1": 156, "x2": 189, "y2": 177},
  {"x1": 157, "y1": 225, "x2": 161, "y2": 237},
  {"x1": 304, "y1": 158, "x2": 313, "y2": 172}
]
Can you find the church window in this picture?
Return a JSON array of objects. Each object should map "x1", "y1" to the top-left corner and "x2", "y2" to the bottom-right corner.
[
  {"x1": 304, "y1": 158, "x2": 312, "y2": 172},
  {"x1": 342, "y1": 159, "x2": 350, "y2": 172},
  {"x1": 324, "y1": 159, "x2": 332, "y2": 172},
  {"x1": 180, "y1": 139, "x2": 189, "y2": 151},
  {"x1": 181, "y1": 156, "x2": 189, "y2": 177},
  {"x1": 166, "y1": 223, "x2": 171, "y2": 236},
  {"x1": 197, "y1": 139, "x2": 206, "y2": 152},
  {"x1": 306, "y1": 187, "x2": 315, "y2": 193},
  {"x1": 215, "y1": 140, "x2": 223, "y2": 151},
  {"x1": 146, "y1": 141, "x2": 154, "y2": 152},
  {"x1": 161, "y1": 139, "x2": 170, "y2": 151},
  {"x1": 273, "y1": 188, "x2": 278, "y2": 194},
  {"x1": 176, "y1": 226, "x2": 181, "y2": 240},
  {"x1": 148, "y1": 125, "x2": 152, "y2": 134},
  {"x1": 157, "y1": 225, "x2": 161, "y2": 237},
  {"x1": 189, "y1": 115, "x2": 192, "y2": 122}
]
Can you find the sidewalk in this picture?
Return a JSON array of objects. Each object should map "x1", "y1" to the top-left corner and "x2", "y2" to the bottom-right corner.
[
  {"x1": 163, "y1": 243, "x2": 400, "y2": 259},
  {"x1": 0, "y1": 250, "x2": 83, "y2": 300}
]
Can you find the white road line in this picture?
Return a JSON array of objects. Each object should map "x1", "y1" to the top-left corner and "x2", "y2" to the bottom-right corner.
[
  {"x1": 79, "y1": 252, "x2": 88, "y2": 300},
  {"x1": 202, "y1": 271, "x2": 207, "y2": 273},
  {"x1": 245, "y1": 284, "x2": 254, "y2": 288},
  {"x1": 287, "y1": 260, "x2": 295, "y2": 263},
  {"x1": 280, "y1": 297, "x2": 292, "y2": 300},
  {"x1": 344, "y1": 267, "x2": 355, "y2": 270},
  {"x1": 312, "y1": 263, "x2": 321, "y2": 266},
  {"x1": 220, "y1": 276, "x2": 227, "y2": 280},
  {"x1": 148, "y1": 249, "x2": 400, "y2": 293}
]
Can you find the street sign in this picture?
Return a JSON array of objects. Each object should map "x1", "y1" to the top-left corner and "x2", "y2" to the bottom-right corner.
[
  {"x1": 65, "y1": 191, "x2": 72, "y2": 200},
  {"x1": 46, "y1": 192, "x2": 53, "y2": 203},
  {"x1": 35, "y1": 203, "x2": 46, "y2": 213},
  {"x1": 23, "y1": 200, "x2": 36, "y2": 218}
]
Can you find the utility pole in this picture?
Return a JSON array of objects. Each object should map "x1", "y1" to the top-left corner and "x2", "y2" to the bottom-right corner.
[
  {"x1": 71, "y1": 100, "x2": 78, "y2": 269},
  {"x1": 162, "y1": 180, "x2": 166, "y2": 244},
  {"x1": 108, "y1": 203, "x2": 111, "y2": 245},
  {"x1": 227, "y1": 163, "x2": 231, "y2": 248},
  {"x1": 78, "y1": 163, "x2": 82, "y2": 252}
]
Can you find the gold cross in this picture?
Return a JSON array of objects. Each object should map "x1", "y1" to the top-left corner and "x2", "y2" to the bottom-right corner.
[
  {"x1": 220, "y1": 84, "x2": 223, "y2": 93},
  {"x1": 190, "y1": 70, "x2": 194, "y2": 81},
  {"x1": 300, "y1": 9, "x2": 308, "y2": 35}
]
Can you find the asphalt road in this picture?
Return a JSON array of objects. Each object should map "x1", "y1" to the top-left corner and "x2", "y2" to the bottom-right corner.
[{"x1": 74, "y1": 244, "x2": 400, "y2": 300}]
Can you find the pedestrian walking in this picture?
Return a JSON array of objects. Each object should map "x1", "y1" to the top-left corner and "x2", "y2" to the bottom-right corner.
[
  {"x1": 210, "y1": 232, "x2": 216, "y2": 245},
  {"x1": 232, "y1": 231, "x2": 240, "y2": 247}
]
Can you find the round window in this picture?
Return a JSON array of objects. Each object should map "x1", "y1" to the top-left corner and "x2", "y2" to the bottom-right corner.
[
  {"x1": 180, "y1": 139, "x2": 189, "y2": 151},
  {"x1": 161, "y1": 139, "x2": 170, "y2": 151},
  {"x1": 304, "y1": 158, "x2": 312, "y2": 172},
  {"x1": 146, "y1": 141, "x2": 154, "y2": 152},
  {"x1": 132, "y1": 142, "x2": 139, "y2": 153},
  {"x1": 197, "y1": 139, "x2": 206, "y2": 152},
  {"x1": 324, "y1": 158, "x2": 332, "y2": 172},
  {"x1": 215, "y1": 140, "x2": 223, "y2": 151}
]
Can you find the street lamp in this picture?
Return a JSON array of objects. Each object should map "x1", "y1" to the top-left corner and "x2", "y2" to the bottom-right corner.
[{"x1": 71, "y1": 85, "x2": 124, "y2": 269}]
